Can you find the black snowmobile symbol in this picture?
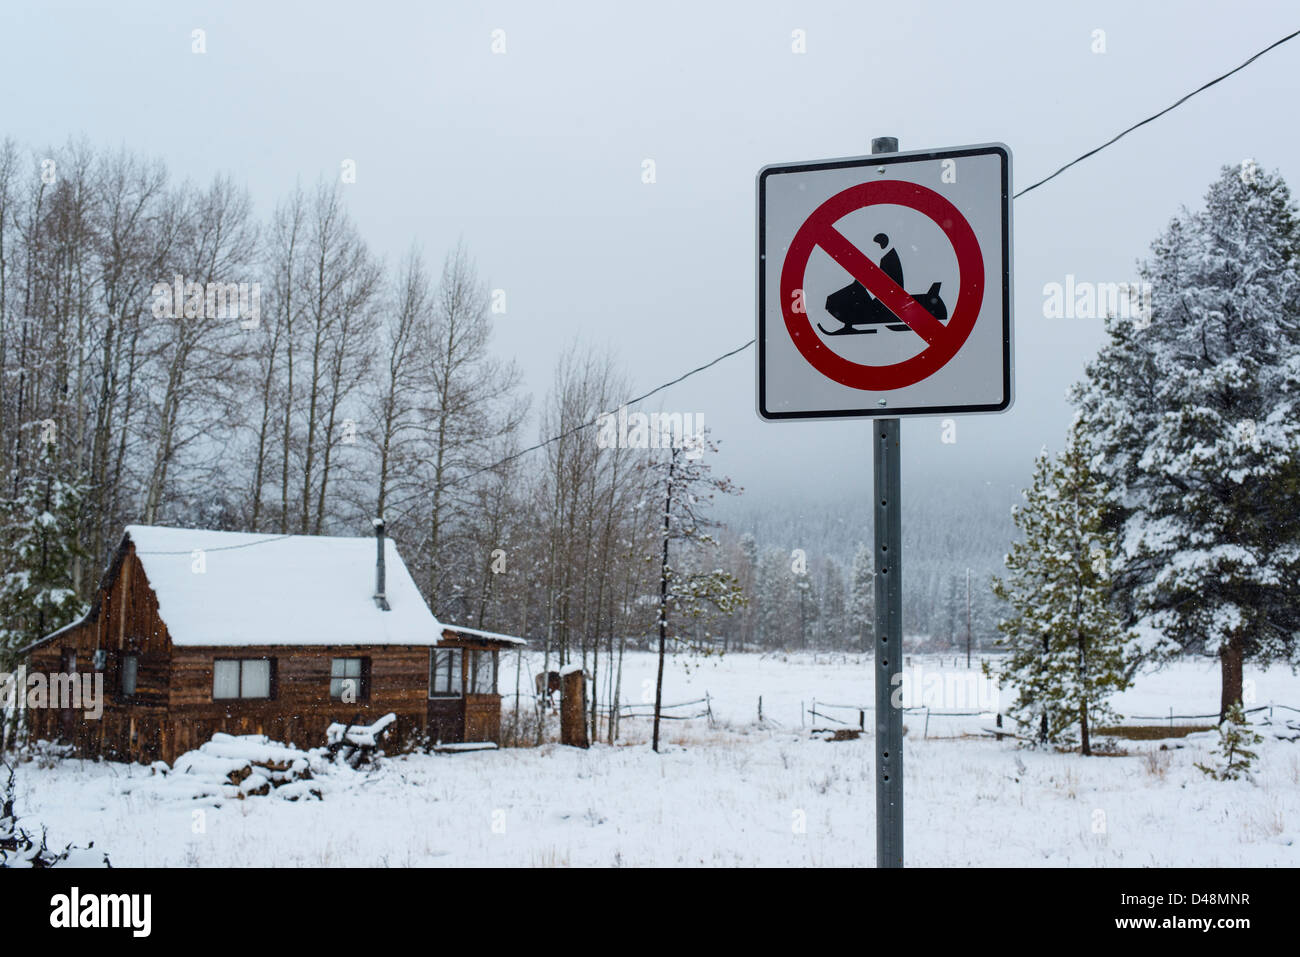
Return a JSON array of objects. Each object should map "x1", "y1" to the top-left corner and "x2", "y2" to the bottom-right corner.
[{"x1": 816, "y1": 232, "x2": 948, "y2": 336}]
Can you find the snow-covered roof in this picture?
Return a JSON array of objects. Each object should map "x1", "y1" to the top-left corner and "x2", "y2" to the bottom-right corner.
[
  {"x1": 439, "y1": 623, "x2": 528, "y2": 647},
  {"x1": 123, "y1": 525, "x2": 441, "y2": 647}
]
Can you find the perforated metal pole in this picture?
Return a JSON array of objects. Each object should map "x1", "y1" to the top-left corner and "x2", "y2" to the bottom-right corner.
[{"x1": 871, "y1": 134, "x2": 904, "y2": 869}]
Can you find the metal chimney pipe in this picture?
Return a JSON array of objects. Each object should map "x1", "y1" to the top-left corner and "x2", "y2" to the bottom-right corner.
[{"x1": 373, "y1": 517, "x2": 390, "y2": 610}]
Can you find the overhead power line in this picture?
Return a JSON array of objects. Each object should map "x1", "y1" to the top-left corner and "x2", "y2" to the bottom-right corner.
[
  {"x1": 146, "y1": 29, "x2": 1292, "y2": 519},
  {"x1": 136, "y1": 534, "x2": 294, "y2": 555},
  {"x1": 1014, "y1": 26, "x2": 1300, "y2": 198},
  {"x1": 447, "y1": 337, "x2": 756, "y2": 489},
  {"x1": 457, "y1": 25, "x2": 1300, "y2": 487}
]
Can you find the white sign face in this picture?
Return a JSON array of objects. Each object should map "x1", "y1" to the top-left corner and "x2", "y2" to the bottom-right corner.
[{"x1": 757, "y1": 144, "x2": 1013, "y2": 420}]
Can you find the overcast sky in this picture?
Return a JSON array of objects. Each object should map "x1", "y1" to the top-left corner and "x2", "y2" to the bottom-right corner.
[{"x1": 5, "y1": 0, "x2": 1299, "y2": 506}]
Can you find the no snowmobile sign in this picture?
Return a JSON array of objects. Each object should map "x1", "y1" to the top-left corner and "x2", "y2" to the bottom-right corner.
[{"x1": 757, "y1": 144, "x2": 1013, "y2": 419}]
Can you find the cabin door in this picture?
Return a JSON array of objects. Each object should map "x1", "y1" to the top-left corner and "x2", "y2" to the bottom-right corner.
[
  {"x1": 427, "y1": 648, "x2": 465, "y2": 744},
  {"x1": 59, "y1": 649, "x2": 77, "y2": 743},
  {"x1": 427, "y1": 698, "x2": 464, "y2": 744}
]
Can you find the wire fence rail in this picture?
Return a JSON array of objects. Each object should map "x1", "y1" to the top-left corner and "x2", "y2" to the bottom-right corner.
[
  {"x1": 808, "y1": 700, "x2": 992, "y2": 739},
  {"x1": 601, "y1": 695, "x2": 714, "y2": 724},
  {"x1": 1121, "y1": 703, "x2": 1300, "y2": 724},
  {"x1": 807, "y1": 698, "x2": 1300, "y2": 739},
  {"x1": 500, "y1": 676, "x2": 1300, "y2": 740}
]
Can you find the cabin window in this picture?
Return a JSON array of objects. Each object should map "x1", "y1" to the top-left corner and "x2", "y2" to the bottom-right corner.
[
  {"x1": 120, "y1": 655, "x2": 139, "y2": 696},
  {"x1": 330, "y1": 657, "x2": 368, "y2": 701},
  {"x1": 470, "y1": 649, "x2": 497, "y2": 694},
  {"x1": 429, "y1": 648, "x2": 462, "y2": 697},
  {"x1": 213, "y1": 658, "x2": 274, "y2": 700}
]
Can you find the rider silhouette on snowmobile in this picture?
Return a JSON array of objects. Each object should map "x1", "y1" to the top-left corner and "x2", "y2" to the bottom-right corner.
[{"x1": 818, "y1": 232, "x2": 947, "y2": 336}]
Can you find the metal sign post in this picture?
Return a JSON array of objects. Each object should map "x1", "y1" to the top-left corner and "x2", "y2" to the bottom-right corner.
[
  {"x1": 871, "y1": 134, "x2": 904, "y2": 869},
  {"x1": 756, "y1": 133, "x2": 1013, "y2": 869}
]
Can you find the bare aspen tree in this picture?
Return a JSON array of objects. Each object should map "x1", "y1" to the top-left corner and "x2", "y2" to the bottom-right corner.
[
  {"x1": 421, "y1": 241, "x2": 524, "y2": 611},
  {"x1": 368, "y1": 246, "x2": 432, "y2": 528},
  {"x1": 532, "y1": 346, "x2": 655, "y2": 743},
  {"x1": 463, "y1": 434, "x2": 525, "y2": 630},
  {"x1": 309, "y1": 241, "x2": 380, "y2": 535},
  {"x1": 140, "y1": 174, "x2": 258, "y2": 525},
  {"x1": 295, "y1": 182, "x2": 379, "y2": 535},
  {"x1": 88, "y1": 149, "x2": 171, "y2": 565},
  {"x1": 272, "y1": 185, "x2": 306, "y2": 533},
  {"x1": 244, "y1": 188, "x2": 304, "y2": 531}
]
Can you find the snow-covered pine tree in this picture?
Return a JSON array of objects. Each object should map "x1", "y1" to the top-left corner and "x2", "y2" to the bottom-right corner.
[
  {"x1": 1071, "y1": 162, "x2": 1300, "y2": 720},
  {"x1": 0, "y1": 441, "x2": 88, "y2": 669},
  {"x1": 848, "y1": 542, "x2": 874, "y2": 652},
  {"x1": 793, "y1": 560, "x2": 817, "y2": 649},
  {"x1": 819, "y1": 556, "x2": 846, "y2": 647},
  {"x1": 737, "y1": 532, "x2": 760, "y2": 649},
  {"x1": 990, "y1": 421, "x2": 1133, "y2": 754},
  {"x1": 757, "y1": 545, "x2": 795, "y2": 649},
  {"x1": 1195, "y1": 703, "x2": 1263, "y2": 781}
]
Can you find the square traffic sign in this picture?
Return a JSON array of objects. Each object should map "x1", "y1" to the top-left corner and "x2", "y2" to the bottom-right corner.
[{"x1": 757, "y1": 143, "x2": 1013, "y2": 420}]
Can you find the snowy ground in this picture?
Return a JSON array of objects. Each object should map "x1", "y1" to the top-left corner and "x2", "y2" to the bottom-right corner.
[{"x1": 10, "y1": 652, "x2": 1300, "y2": 867}]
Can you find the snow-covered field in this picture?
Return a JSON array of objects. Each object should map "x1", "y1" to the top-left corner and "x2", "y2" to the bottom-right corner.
[{"x1": 10, "y1": 652, "x2": 1300, "y2": 867}]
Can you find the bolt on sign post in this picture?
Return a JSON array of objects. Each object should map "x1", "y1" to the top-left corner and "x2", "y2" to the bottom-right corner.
[{"x1": 755, "y1": 139, "x2": 1014, "y2": 867}]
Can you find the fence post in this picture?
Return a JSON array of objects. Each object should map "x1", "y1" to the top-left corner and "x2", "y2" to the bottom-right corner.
[
  {"x1": 706, "y1": 691, "x2": 714, "y2": 728},
  {"x1": 758, "y1": 695, "x2": 763, "y2": 723},
  {"x1": 859, "y1": 709, "x2": 865, "y2": 731},
  {"x1": 1169, "y1": 706, "x2": 1173, "y2": 729},
  {"x1": 560, "y1": 669, "x2": 589, "y2": 749},
  {"x1": 924, "y1": 707, "x2": 931, "y2": 740},
  {"x1": 800, "y1": 701, "x2": 804, "y2": 728}
]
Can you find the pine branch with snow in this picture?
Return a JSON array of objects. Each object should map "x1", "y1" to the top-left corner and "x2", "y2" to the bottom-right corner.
[
  {"x1": 1070, "y1": 162, "x2": 1300, "y2": 719},
  {"x1": 1195, "y1": 703, "x2": 1263, "y2": 781},
  {"x1": 0, "y1": 442, "x2": 90, "y2": 667},
  {"x1": 989, "y1": 422, "x2": 1134, "y2": 753}
]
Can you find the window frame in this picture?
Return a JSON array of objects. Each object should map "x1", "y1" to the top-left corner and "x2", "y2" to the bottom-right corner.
[
  {"x1": 329, "y1": 656, "x2": 370, "y2": 702},
  {"x1": 212, "y1": 657, "x2": 277, "y2": 701},
  {"x1": 120, "y1": 653, "x2": 139, "y2": 698},
  {"x1": 428, "y1": 648, "x2": 464, "y2": 698},
  {"x1": 470, "y1": 649, "x2": 498, "y2": 695}
]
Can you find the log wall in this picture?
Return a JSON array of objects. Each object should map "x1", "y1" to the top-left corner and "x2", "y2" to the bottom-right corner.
[{"x1": 23, "y1": 541, "x2": 511, "y2": 764}]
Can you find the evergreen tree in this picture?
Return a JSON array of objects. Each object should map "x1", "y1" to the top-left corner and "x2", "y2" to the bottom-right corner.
[
  {"x1": 793, "y1": 560, "x2": 817, "y2": 649},
  {"x1": 757, "y1": 545, "x2": 795, "y2": 649},
  {"x1": 989, "y1": 423, "x2": 1134, "y2": 754},
  {"x1": 0, "y1": 442, "x2": 88, "y2": 669},
  {"x1": 848, "y1": 542, "x2": 874, "y2": 652},
  {"x1": 819, "y1": 556, "x2": 846, "y2": 647},
  {"x1": 1195, "y1": 703, "x2": 1263, "y2": 781},
  {"x1": 737, "y1": 532, "x2": 759, "y2": 649},
  {"x1": 1072, "y1": 163, "x2": 1300, "y2": 720}
]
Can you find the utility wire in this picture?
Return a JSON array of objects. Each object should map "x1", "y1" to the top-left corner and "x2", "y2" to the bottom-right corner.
[
  {"x1": 454, "y1": 27, "x2": 1300, "y2": 486},
  {"x1": 445, "y1": 337, "x2": 755, "y2": 490},
  {"x1": 135, "y1": 28, "x2": 1295, "y2": 519},
  {"x1": 136, "y1": 534, "x2": 295, "y2": 555},
  {"x1": 444, "y1": 25, "x2": 1295, "y2": 491},
  {"x1": 1014, "y1": 26, "x2": 1300, "y2": 198}
]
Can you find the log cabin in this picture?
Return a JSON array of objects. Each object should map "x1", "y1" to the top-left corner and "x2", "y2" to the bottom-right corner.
[{"x1": 20, "y1": 522, "x2": 524, "y2": 765}]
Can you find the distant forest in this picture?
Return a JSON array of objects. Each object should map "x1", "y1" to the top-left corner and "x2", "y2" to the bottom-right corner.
[{"x1": 711, "y1": 479, "x2": 1020, "y2": 654}]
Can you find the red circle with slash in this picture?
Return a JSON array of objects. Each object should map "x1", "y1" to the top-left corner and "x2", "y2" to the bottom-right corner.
[{"x1": 780, "y1": 180, "x2": 984, "y2": 391}]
